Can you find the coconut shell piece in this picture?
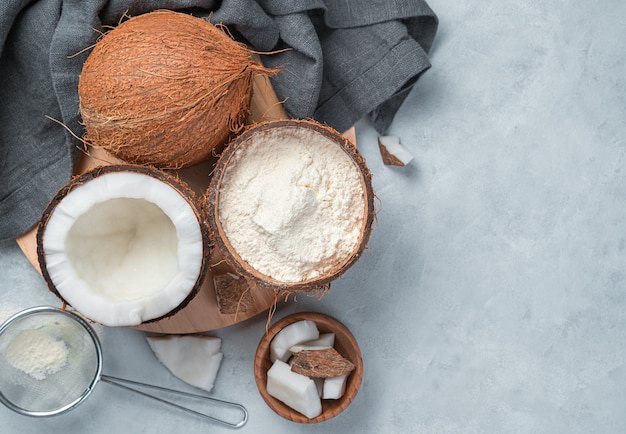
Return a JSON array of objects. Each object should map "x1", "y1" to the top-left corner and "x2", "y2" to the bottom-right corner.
[
  {"x1": 78, "y1": 10, "x2": 279, "y2": 169},
  {"x1": 205, "y1": 119, "x2": 375, "y2": 294},
  {"x1": 213, "y1": 273, "x2": 255, "y2": 314},
  {"x1": 290, "y1": 348, "x2": 356, "y2": 379},
  {"x1": 378, "y1": 135, "x2": 413, "y2": 166},
  {"x1": 379, "y1": 142, "x2": 405, "y2": 166}
]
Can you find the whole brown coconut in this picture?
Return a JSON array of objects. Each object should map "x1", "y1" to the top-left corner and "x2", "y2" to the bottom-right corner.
[{"x1": 78, "y1": 10, "x2": 278, "y2": 169}]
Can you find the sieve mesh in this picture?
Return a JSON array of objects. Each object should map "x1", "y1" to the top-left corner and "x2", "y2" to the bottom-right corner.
[
  {"x1": 0, "y1": 307, "x2": 101, "y2": 416},
  {"x1": 0, "y1": 307, "x2": 248, "y2": 427}
]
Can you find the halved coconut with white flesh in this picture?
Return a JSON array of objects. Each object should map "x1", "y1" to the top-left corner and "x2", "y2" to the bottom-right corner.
[
  {"x1": 36, "y1": 165, "x2": 209, "y2": 327},
  {"x1": 206, "y1": 119, "x2": 375, "y2": 293}
]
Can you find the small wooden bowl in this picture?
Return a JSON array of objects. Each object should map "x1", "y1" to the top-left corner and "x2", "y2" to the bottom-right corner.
[{"x1": 254, "y1": 312, "x2": 363, "y2": 423}]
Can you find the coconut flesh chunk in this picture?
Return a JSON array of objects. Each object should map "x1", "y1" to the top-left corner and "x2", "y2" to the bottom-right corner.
[
  {"x1": 147, "y1": 335, "x2": 223, "y2": 393},
  {"x1": 378, "y1": 135, "x2": 413, "y2": 166},
  {"x1": 289, "y1": 332, "x2": 336, "y2": 353},
  {"x1": 40, "y1": 170, "x2": 204, "y2": 327},
  {"x1": 269, "y1": 319, "x2": 319, "y2": 362},
  {"x1": 323, "y1": 374, "x2": 348, "y2": 400},
  {"x1": 266, "y1": 359, "x2": 322, "y2": 419}
]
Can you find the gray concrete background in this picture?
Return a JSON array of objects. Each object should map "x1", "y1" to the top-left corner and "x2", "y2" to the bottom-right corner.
[{"x1": 1, "y1": 0, "x2": 625, "y2": 432}]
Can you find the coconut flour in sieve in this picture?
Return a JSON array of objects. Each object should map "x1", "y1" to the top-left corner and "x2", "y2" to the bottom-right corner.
[
  {"x1": 5, "y1": 329, "x2": 69, "y2": 380},
  {"x1": 218, "y1": 127, "x2": 365, "y2": 282}
]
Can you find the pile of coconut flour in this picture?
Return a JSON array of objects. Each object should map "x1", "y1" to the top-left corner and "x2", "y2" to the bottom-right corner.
[
  {"x1": 218, "y1": 128, "x2": 365, "y2": 282},
  {"x1": 6, "y1": 329, "x2": 69, "y2": 380}
]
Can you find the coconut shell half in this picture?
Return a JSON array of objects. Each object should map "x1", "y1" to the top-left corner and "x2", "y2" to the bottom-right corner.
[
  {"x1": 206, "y1": 119, "x2": 375, "y2": 293},
  {"x1": 36, "y1": 164, "x2": 211, "y2": 327}
]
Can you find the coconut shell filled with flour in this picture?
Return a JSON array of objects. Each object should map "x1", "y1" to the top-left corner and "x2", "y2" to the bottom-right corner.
[
  {"x1": 36, "y1": 165, "x2": 210, "y2": 327},
  {"x1": 78, "y1": 10, "x2": 278, "y2": 168},
  {"x1": 206, "y1": 119, "x2": 375, "y2": 293}
]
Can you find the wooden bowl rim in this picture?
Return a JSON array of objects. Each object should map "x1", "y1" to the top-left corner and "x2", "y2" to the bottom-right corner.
[{"x1": 253, "y1": 311, "x2": 363, "y2": 423}]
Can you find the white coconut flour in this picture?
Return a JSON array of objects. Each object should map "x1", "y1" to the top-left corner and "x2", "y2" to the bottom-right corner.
[
  {"x1": 218, "y1": 127, "x2": 365, "y2": 282},
  {"x1": 5, "y1": 329, "x2": 69, "y2": 380}
]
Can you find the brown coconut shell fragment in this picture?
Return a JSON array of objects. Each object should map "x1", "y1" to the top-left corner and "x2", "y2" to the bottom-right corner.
[
  {"x1": 378, "y1": 140, "x2": 405, "y2": 166},
  {"x1": 290, "y1": 347, "x2": 356, "y2": 379},
  {"x1": 213, "y1": 273, "x2": 255, "y2": 314},
  {"x1": 78, "y1": 10, "x2": 279, "y2": 169},
  {"x1": 377, "y1": 135, "x2": 414, "y2": 166}
]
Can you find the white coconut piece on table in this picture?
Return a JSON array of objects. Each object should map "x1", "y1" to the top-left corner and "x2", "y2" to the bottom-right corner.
[
  {"x1": 323, "y1": 374, "x2": 349, "y2": 400},
  {"x1": 266, "y1": 359, "x2": 322, "y2": 419},
  {"x1": 378, "y1": 135, "x2": 414, "y2": 166},
  {"x1": 37, "y1": 165, "x2": 208, "y2": 327},
  {"x1": 270, "y1": 319, "x2": 319, "y2": 362},
  {"x1": 147, "y1": 335, "x2": 223, "y2": 393}
]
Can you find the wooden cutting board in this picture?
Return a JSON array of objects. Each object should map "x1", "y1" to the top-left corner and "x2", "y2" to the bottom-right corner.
[{"x1": 16, "y1": 74, "x2": 356, "y2": 334}]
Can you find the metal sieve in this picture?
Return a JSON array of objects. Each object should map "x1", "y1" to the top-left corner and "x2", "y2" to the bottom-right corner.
[{"x1": 0, "y1": 306, "x2": 247, "y2": 428}]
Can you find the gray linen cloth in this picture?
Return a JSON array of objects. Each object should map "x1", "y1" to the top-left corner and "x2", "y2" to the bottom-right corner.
[{"x1": 0, "y1": 0, "x2": 437, "y2": 241}]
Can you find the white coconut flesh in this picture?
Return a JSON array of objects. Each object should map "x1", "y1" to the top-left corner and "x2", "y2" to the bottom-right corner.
[
  {"x1": 146, "y1": 335, "x2": 223, "y2": 393},
  {"x1": 41, "y1": 171, "x2": 204, "y2": 327}
]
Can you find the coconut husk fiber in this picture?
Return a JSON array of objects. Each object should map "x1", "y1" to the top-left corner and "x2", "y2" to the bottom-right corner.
[{"x1": 78, "y1": 10, "x2": 279, "y2": 169}]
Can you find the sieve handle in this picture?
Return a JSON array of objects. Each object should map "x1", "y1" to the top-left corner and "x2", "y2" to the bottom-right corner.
[{"x1": 100, "y1": 375, "x2": 248, "y2": 429}]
